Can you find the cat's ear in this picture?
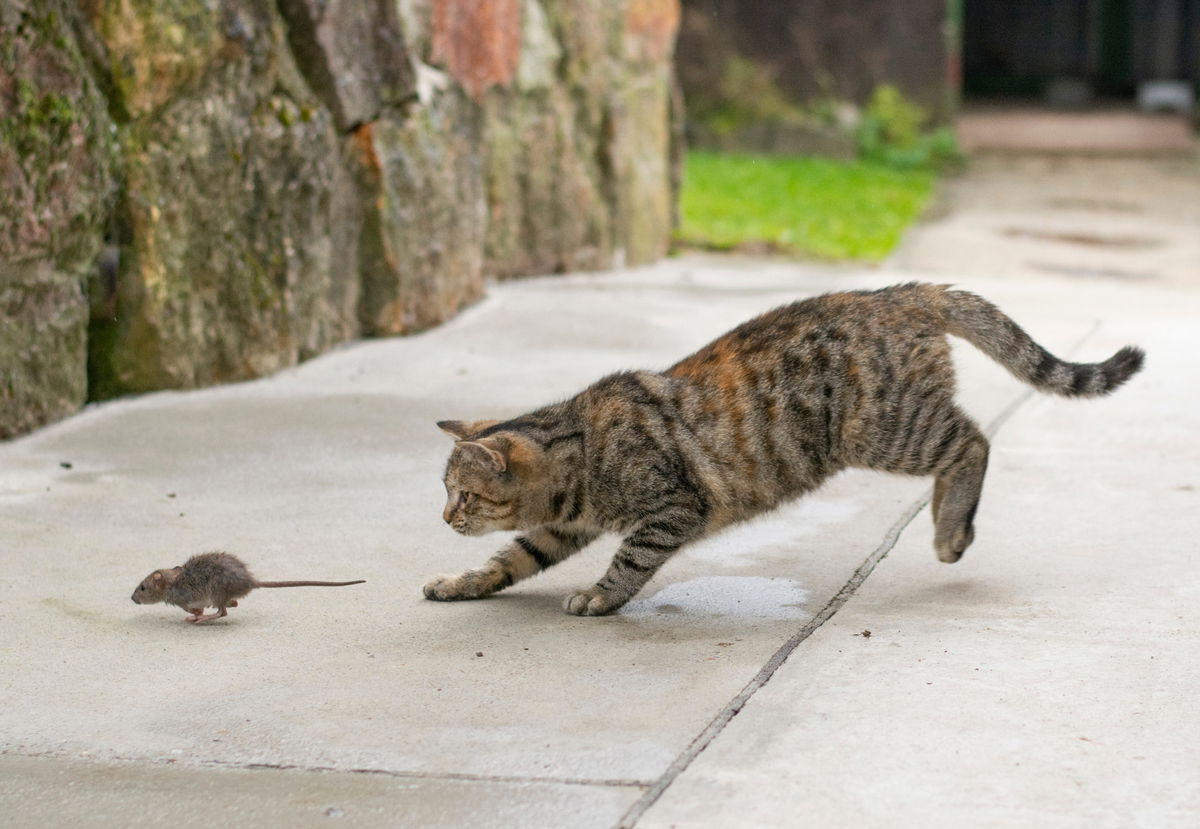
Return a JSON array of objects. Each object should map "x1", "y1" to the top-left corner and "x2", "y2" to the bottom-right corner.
[
  {"x1": 437, "y1": 419, "x2": 499, "y2": 440},
  {"x1": 457, "y1": 439, "x2": 508, "y2": 473}
]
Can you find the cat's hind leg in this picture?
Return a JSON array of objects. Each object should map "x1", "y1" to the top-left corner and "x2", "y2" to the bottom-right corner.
[
  {"x1": 930, "y1": 419, "x2": 989, "y2": 563},
  {"x1": 869, "y1": 401, "x2": 989, "y2": 563},
  {"x1": 424, "y1": 525, "x2": 598, "y2": 601}
]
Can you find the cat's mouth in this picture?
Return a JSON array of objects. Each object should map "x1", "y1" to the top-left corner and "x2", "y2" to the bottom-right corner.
[{"x1": 455, "y1": 522, "x2": 501, "y2": 537}]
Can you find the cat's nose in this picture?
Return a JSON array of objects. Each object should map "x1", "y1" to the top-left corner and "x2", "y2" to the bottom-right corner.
[{"x1": 442, "y1": 505, "x2": 454, "y2": 524}]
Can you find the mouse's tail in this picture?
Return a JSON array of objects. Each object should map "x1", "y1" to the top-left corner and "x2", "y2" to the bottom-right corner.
[{"x1": 255, "y1": 580, "x2": 366, "y2": 588}]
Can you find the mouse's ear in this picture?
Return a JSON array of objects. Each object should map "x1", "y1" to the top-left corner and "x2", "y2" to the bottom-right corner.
[{"x1": 150, "y1": 571, "x2": 166, "y2": 585}]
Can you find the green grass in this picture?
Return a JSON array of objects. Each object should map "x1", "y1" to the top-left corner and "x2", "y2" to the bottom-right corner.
[{"x1": 677, "y1": 151, "x2": 935, "y2": 262}]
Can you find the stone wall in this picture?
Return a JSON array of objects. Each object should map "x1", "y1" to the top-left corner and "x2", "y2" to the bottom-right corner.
[{"x1": 0, "y1": 0, "x2": 681, "y2": 438}]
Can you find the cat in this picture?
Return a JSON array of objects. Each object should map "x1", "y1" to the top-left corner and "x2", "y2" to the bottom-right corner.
[{"x1": 425, "y1": 283, "x2": 1144, "y2": 616}]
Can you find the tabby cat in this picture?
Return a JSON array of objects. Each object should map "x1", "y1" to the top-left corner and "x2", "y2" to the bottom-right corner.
[{"x1": 425, "y1": 283, "x2": 1143, "y2": 616}]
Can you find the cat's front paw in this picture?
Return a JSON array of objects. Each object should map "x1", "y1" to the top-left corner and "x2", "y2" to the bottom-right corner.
[
  {"x1": 424, "y1": 573, "x2": 487, "y2": 601},
  {"x1": 563, "y1": 585, "x2": 625, "y2": 616}
]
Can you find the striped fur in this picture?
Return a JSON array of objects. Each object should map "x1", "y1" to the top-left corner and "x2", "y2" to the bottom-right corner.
[{"x1": 425, "y1": 283, "x2": 1145, "y2": 616}]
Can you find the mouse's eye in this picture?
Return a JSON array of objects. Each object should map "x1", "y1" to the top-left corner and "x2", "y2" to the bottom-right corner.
[{"x1": 138, "y1": 585, "x2": 145, "y2": 591}]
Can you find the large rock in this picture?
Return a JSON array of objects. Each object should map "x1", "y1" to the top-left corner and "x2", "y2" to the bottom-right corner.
[
  {"x1": 610, "y1": 0, "x2": 680, "y2": 265},
  {"x1": 481, "y1": 85, "x2": 615, "y2": 278},
  {"x1": 430, "y1": 0, "x2": 521, "y2": 102},
  {"x1": 479, "y1": 0, "x2": 679, "y2": 276},
  {"x1": 353, "y1": 84, "x2": 487, "y2": 336},
  {"x1": 86, "y1": 0, "x2": 360, "y2": 395},
  {"x1": 277, "y1": 0, "x2": 414, "y2": 131},
  {"x1": 0, "y1": 0, "x2": 118, "y2": 438}
]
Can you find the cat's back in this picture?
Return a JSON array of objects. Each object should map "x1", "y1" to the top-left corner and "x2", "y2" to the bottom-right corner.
[
  {"x1": 568, "y1": 285, "x2": 955, "y2": 524},
  {"x1": 668, "y1": 283, "x2": 946, "y2": 382}
]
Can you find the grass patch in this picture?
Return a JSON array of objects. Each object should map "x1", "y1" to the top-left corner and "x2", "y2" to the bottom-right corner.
[{"x1": 677, "y1": 151, "x2": 935, "y2": 262}]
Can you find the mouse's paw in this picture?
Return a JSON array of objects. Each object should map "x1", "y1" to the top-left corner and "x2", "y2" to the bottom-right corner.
[
  {"x1": 423, "y1": 570, "x2": 496, "y2": 602},
  {"x1": 563, "y1": 585, "x2": 626, "y2": 616},
  {"x1": 188, "y1": 608, "x2": 228, "y2": 624}
]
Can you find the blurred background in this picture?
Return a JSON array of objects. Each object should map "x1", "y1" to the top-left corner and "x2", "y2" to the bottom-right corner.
[{"x1": 2, "y1": 0, "x2": 1197, "y2": 440}]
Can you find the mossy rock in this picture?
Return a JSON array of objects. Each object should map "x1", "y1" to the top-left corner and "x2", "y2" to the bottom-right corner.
[
  {"x1": 0, "y1": 0, "x2": 118, "y2": 437},
  {"x1": 482, "y1": 86, "x2": 613, "y2": 278},
  {"x1": 97, "y1": 13, "x2": 359, "y2": 394},
  {"x1": 354, "y1": 87, "x2": 487, "y2": 336}
]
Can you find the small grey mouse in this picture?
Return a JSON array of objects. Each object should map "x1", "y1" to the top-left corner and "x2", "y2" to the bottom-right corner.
[{"x1": 131, "y1": 551, "x2": 365, "y2": 623}]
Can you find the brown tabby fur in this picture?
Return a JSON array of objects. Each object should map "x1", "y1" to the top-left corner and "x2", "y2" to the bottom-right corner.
[{"x1": 427, "y1": 283, "x2": 1144, "y2": 616}]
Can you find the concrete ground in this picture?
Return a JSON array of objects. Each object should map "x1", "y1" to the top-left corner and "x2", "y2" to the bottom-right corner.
[
  {"x1": 957, "y1": 108, "x2": 1196, "y2": 155},
  {"x1": 2, "y1": 158, "x2": 1198, "y2": 827}
]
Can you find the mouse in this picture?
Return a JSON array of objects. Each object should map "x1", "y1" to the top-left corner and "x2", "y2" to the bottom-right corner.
[{"x1": 131, "y1": 551, "x2": 365, "y2": 623}]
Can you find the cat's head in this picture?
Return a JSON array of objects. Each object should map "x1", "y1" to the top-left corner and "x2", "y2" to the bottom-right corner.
[{"x1": 437, "y1": 420, "x2": 552, "y2": 536}]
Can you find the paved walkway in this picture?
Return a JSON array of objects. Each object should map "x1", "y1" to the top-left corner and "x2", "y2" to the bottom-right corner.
[
  {"x1": 957, "y1": 108, "x2": 1196, "y2": 155},
  {"x1": 2, "y1": 158, "x2": 1198, "y2": 827}
]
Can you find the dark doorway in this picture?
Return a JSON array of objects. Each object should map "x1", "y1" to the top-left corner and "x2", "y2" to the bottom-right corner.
[{"x1": 963, "y1": 0, "x2": 1199, "y2": 102}]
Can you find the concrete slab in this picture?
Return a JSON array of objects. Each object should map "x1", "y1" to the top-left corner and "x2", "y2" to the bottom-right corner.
[{"x1": 0, "y1": 754, "x2": 642, "y2": 829}]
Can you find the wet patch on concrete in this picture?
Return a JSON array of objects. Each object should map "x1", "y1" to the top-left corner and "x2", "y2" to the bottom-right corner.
[{"x1": 620, "y1": 577, "x2": 811, "y2": 620}]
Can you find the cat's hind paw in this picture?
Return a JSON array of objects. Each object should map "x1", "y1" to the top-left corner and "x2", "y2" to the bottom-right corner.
[{"x1": 563, "y1": 586, "x2": 624, "y2": 616}]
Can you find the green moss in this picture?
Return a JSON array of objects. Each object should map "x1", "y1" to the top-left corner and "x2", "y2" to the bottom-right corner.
[
  {"x1": 90, "y1": 0, "x2": 223, "y2": 116},
  {"x1": 276, "y1": 101, "x2": 296, "y2": 127},
  {"x1": 7, "y1": 79, "x2": 77, "y2": 158}
]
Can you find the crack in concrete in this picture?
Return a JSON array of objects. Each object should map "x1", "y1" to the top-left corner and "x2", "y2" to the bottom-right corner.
[
  {"x1": 219, "y1": 761, "x2": 651, "y2": 789},
  {"x1": 0, "y1": 750, "x2": 650, "y2": 790},
  {"x1": 616, "y1": 324, "x2": 1101, "y2": 829}
]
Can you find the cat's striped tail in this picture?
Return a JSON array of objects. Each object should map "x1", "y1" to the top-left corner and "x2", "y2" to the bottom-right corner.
[{"x1": 935, "y1": 287, "x2": 1145, "y2": 398}]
